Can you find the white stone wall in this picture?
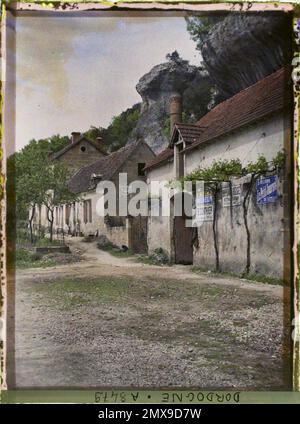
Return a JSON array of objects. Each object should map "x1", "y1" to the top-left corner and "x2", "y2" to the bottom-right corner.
[
  {"x1": 146, "y1": 113, "x2": 287, "y2": 276},
  {"x1": 146, "y1": 160, "x2": 174, "y2": 256},
  {"x1": 185, "y1": 114, "x2": 284, "y2": 173}
]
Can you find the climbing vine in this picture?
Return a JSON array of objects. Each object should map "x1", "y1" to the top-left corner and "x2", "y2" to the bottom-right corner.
[
  {"x1": 184, "y1": 151, "x2": 285, "y2": 274},
  {"x1": 241, "y1": 152, "x2": 285, "y2": 275},
  {"x1": 185, "y1": 159, "x2": 243, "y2": 272}
]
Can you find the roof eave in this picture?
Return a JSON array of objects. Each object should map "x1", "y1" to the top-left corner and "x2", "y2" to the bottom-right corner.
[{"x1": 182, "y1": 108, "x2": 284, "y2": 155}]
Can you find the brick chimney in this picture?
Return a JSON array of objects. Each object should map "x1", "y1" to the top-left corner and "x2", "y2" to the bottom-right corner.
[
  {"x1": 170, "y1": 92, "x2": 182, "y2": 133},
  {"x1": 71, "y1": 132, "x2": 81, "y2": 144}
]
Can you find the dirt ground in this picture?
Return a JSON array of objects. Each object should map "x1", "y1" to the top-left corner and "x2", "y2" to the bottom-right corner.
[{"x1": 15, "y1": 237, "x2": 290, "y2": 389}]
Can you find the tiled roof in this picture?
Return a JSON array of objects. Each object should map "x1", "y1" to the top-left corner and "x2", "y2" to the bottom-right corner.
[
  {"x1": 170, "y1": 123, "x2": 204, "y2": 146},
  {"x1": 50, "y1": 135, "x2": 107, "y2": 160},
  {"x1": 184, "y1": 67, "x2": 290, "y2": 153},
  {"x1": 68, "y1": 140, "x2": 142, "y2": 194},
  {"x1": 145, "y1": 67, "x2": 290, "y2": 171},
  {"x1": 144, "y1": 148, "x2": 173, "y2": 171}
]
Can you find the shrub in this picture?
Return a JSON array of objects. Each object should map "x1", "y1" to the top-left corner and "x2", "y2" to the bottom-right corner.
[
  {"x1": 30, "y1": 252, "x2": 43, "y2": 261},
  {"x1": 82, "y1": 235, "x2": 94, "y2": 243},
  {"x1": 16, "y1": 249, "x2": 32, "y2": 262},
  {"x1": 149, "y1": 248, "x2": 169, "y2": 265}
]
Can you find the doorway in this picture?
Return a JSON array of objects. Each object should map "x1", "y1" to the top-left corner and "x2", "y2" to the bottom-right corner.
[{"x1": 171, "y1": 192, "x2": 194, "y2": 265}]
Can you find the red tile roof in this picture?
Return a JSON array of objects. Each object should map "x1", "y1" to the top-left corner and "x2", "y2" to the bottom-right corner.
[
  {"x1": 170, "y1": 123, "x2": 205, "y2": 146},
  {"x1": 144, "y1": 148, "x2": 173, "y2": 171},
  {"x1": 145, "y1": 67, "x2": 290, "y2": 171},
  {"x1": 184, "y1": 67, "x2": 290, "y2": 153}
]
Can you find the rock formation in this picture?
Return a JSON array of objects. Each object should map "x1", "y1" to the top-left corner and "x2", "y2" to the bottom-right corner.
[
  {"x1": 128, "y1": 53, "x2": 212, "y2": 153},
  {"x1": 201, "y1": 13, "x2": 291, "y2": 99}
]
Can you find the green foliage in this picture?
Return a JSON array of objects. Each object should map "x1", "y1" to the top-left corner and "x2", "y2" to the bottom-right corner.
[
  {"x1": 166, "y1": 51, "x2": 182, "y2": 62},
  {"x1": 137, "y1": 248, "x2": 170, "y2": 266},
  {"x1": 184, "y1": 152, "x2": 285, "y2": 186},
  {"x1": 185, "y1": 16, "x2": 226, "y2": 51},
  {"x1": 10, "y1": 136, "x2": 78, "y2": 241},
  {"x1": 85, "y1": 104, "x2": 141, "y2": 152},
  {"x1": 244, "y1": 155, "x2": 268, "y2": 175},
  {"x1": 184, "y1": 159, "x2": 243, "y2": 191},
  {"x1": 163, "y1": 111, "x2": 192, "y2": 138},
  {"x1": 272, "y1": 150, "x2": 286, "y2": 169},
  {"x1": 43, "y1": 163, "x2": 78, "y2": 208},
  {"x1": 16, "y1": 248, "x2": 56, "y2": 269},
  {"x1": 191, "y1": 266, "x2": 284, "y2": 285}
]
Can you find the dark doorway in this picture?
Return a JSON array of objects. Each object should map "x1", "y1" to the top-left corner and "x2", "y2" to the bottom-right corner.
[
  {"x1": 173, "y1": 215, "x2": 193, "y2": 264},
  {"x1": 172, "y1": 190, "x2": 194, "y2": 265},
  {"x1": 128, "y1": 215, "x2": 148, "y2": 253}
]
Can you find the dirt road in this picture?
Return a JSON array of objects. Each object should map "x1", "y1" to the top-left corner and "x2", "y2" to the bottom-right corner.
[{"x1": 15, "y1": 237, "x2": 289, "y2": 389}]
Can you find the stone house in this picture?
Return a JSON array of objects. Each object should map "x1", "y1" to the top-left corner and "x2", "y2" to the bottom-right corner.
[
  {"x1": 37, "y1": 139, "x2": 155, "y2": 252},
  {"x1": 49, "y1": 131, "x2": 108, "y2": 174},
  {"x1": 145, "y1": 67, "x2": 292, "y2": 277}
]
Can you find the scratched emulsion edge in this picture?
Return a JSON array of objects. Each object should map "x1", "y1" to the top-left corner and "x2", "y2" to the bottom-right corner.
[
  {"x1": 0, "y1": 0, "x2": 6, "y2": 396},
  {"x1": 0, "y1": 0, "x2": 299, "y2": 400},
  {"x1": 293, "y1": 9, "x2": 300, "y2": 392}
]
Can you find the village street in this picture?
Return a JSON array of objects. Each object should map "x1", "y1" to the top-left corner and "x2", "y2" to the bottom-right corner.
[{"x1": 15, "y1": 238, "x2": 288, "y2": 389}]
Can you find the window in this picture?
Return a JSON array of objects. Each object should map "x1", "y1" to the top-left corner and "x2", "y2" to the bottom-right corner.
[
  {"x1": 80, "y1": 145, "x2": 86, "y2": 152},
  {"x1": 83, "y1": 199, "x2": 92, "y2": 223},
  {"x1": 138, "y1": 163, "x2": 146, "y2": 176}
]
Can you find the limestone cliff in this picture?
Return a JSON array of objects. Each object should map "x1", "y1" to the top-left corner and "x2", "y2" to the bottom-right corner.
[
  {"x1": 128, "y1": 53, "x2": 212, "y2": 153},
  {"x1": 201, "y1": 13, "x2": 291, "y2": 99}
]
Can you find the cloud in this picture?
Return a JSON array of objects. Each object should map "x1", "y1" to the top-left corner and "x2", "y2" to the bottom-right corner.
[{"x1": 15, "y1": 15, "x2": 199, "y2": 150}]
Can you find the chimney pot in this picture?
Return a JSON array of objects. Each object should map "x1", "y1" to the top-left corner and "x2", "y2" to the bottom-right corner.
[
  {"x1": 170, "y1": 92, "x2": 182, "y2": 133},
  {"x1": 71, "y1": 132, "x2": 81, "y2": 144}
]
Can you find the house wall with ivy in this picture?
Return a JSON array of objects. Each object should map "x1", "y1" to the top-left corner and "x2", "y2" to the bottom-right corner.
[
  {"x1": 185, "y1": 113, "x2": 284, "y2": 171},
  {"x1": 194, "y1": 174, "x2": 285, "y2": 278}
]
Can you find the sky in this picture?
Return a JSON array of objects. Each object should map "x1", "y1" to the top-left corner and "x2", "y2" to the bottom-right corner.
[{"x1": 15, "y1": 14, "x2": 200, "y2": 152}]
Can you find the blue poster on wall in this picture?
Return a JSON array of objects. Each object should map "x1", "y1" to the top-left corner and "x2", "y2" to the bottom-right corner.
[{"x1": 256, "y1": 175, "x2": 278, "y2": 204}]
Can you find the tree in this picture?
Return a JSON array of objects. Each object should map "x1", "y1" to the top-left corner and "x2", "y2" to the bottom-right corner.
[
  {"x1": 42, "y1": 163, "x2": 78, "y2": 242},
  {"x1": 185, "y1": 16, "x2": 225, "y2": 51},
  {"x1": 84, "y1": 104, "x2": 141, "y2": 152},
  {"x1": 12, "y1": 140, "x2": 50, "y2": 242},
  {"x1": 11, "y1": 137, "x2": 78, "y2": 243}
]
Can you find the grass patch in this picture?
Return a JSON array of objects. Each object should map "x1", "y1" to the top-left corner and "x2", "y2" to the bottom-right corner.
[
  {"x1": 191, "y1": 266, "x2": 283, "y2": 286},
  {"x1": 28, "y1": 275, "x2": 140, "y2": 310},
  {"x1": 135, "y1": 255, "x2": 161, "y2": 266},
  {"x1": 16, "y1": 248, "x2": 57, "y2": 269},
  {"x1": 101, "y1": 244, "x2": 134, "y2": 258},
  {"x1": 108, "y1": 248, "x2": 135, "y2": 258},
  {"x1": 135, "y1": 248, "x2": 170, "y2": 266},
  {"x1": 35, "y1": 238, "x2": 63, "y2": 247},
  {"x1": 16, "y1": 246, "x2": 81, "y2": 269}
]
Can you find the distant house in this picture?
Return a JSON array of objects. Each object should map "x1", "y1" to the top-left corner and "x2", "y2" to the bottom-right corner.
[
  {"x1": 38, "y1": 139, "x2": 155, "y2": 252},
  {"x1": 145, "y1": 67, "x2": 292, "y2": 277},
  {"x1": 49, "y1": 131, "x2": 108, "y2": 174}
]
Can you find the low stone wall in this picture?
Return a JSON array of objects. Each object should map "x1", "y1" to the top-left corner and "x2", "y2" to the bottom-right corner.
[
  {"x1": 35, "y1": 245, "x2": 70, "y2": 254},
  {"x1": 105, "y1": 225, "x2": 128, "y2": 248}
]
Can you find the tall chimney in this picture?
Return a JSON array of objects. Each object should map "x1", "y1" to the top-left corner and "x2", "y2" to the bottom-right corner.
[
  {"x1": 71, "y1": 132, "x2": 81, "y2": 144},
  {"x1": 170, "y1": 92, "x2": 182, "y2": 133}
]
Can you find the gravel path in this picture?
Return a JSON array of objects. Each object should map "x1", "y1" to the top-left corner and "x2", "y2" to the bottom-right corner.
[{"x1": 15, "y1": 238, "x2": 289, "y2": 389}]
